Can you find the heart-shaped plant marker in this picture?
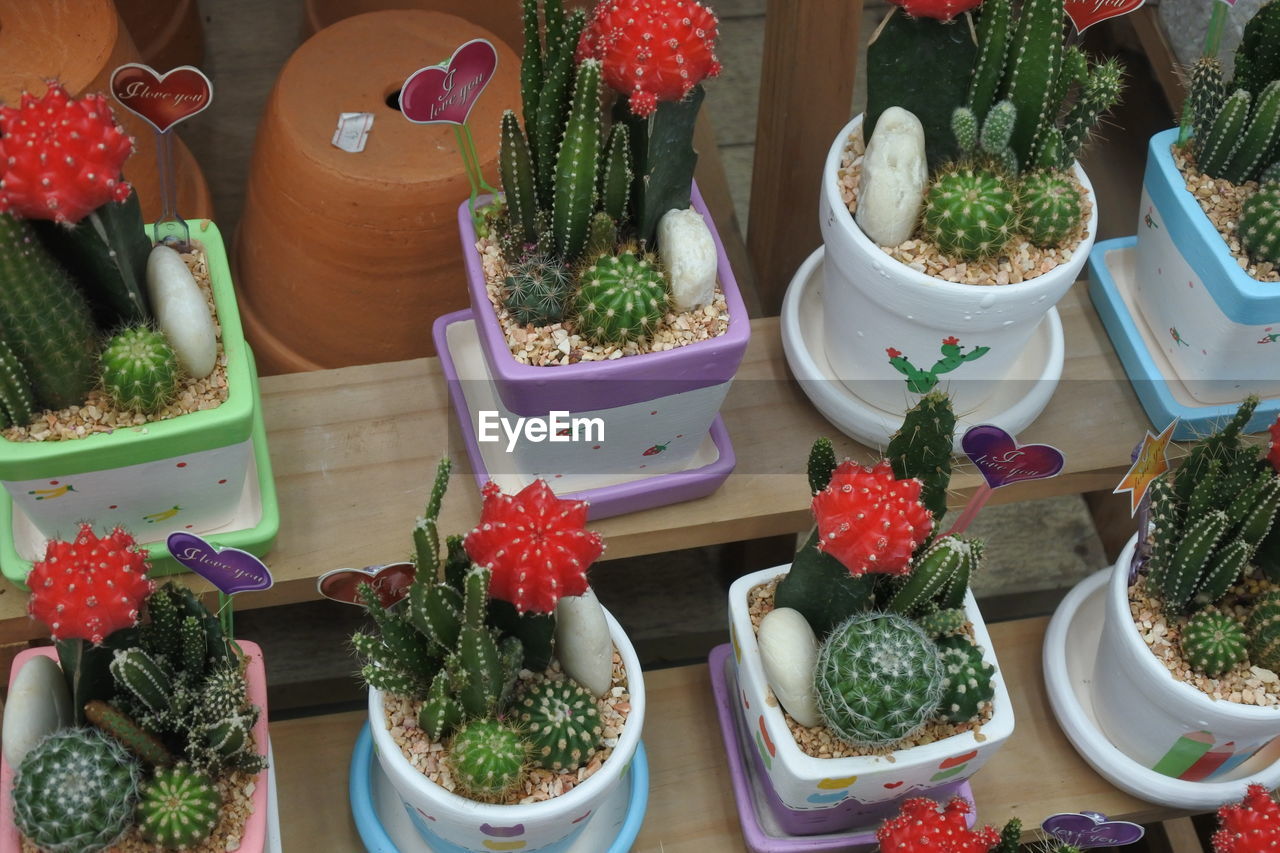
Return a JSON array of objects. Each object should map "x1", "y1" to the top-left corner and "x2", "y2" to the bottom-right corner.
[
  {"x1": 167, "y1": 532, "x2": 273, "y2": 596},
  {"x1": 962, "y1": 425, "x2": 1065, "y2": 489},
  {"x1": 1065, "y1": 0, "x2": 1145, "y2": 34},
  {"x1": 399, "y1": 39, "x2": 498, "y2": 126},
  {"x1": 110, "y1": 64, "x2": 213, "y2": 133},
  {"x1": 1042, "y1": 812, "x2": 1145, "y2": 848},
  {"x1": 317, "y1": 562, "x2": 416, "y2": 609}
]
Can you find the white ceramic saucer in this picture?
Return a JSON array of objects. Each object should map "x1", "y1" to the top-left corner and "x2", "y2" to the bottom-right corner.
[
  {"x1": 781, "y1": 248, "x2": 1065, "y2": 451},
  {"x1": 1043, "y1": 569, "x2": 1280, "y2": 809}
]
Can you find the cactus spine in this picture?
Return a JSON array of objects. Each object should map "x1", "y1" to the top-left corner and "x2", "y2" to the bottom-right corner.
[
  {"x1": 0, "y1": 214, "x2": 98, "y2": 410},
  {"x1": 935, "y1": 636, "x2": 996, "y2": 723},
  {"x1": 499, "y1": 111, "x2": 539, "y2": 246},
  {"x1": 99, "y1": 325, "x2": 181, "y2": 414},
  {"x1": 814, "y1": 613, "x2": 944, "y2": 747},
  {"x1": 552, "y1": 60, "x2": 603, "y2": 263},
  {"x1": 1182, "y1": 609, "x2": 1248, "y2": 676},
  {"x1": 1241, "y1": 184, "x2": 1280, "y2": 265},
  {"x1": 502, "y1": 254, "x2": 574, "y2": 326},
  {"x1": 1001, "y1": 0, "x2": 1063, "y2": 167},
  {"x1": 573, "y1": 252, "x2": 669, "y2": 344},
  {"x1": 450, "y1": 719, "x2": 529, "y2": 798},
  {"x1": 517, "y1": 678, "x2": 603, "y2": 771},
  {"x1": 12, "y1": 728, "x2": 140, "y2": 853},
  {"x1": 138, "y1": 764, "x2": 221, "y2": 849},
  {"x1": 0, "y1": 339, "x2": 35, "y2": 428}
]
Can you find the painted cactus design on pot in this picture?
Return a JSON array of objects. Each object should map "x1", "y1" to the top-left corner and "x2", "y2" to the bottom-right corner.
[{"x1": 886, "y1": 337, "x2": 990, "y2": 393}]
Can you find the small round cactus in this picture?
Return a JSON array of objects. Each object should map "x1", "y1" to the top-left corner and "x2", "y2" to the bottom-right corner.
[
  {"x1": 517, "y1": 678, "x2": 603, "y2": 772},
  {"x1": 573, "y1": 252, "x2": 669, "y2": 345},
  {"x1": 918, "y1": 607, "x2": 968, "y2": 639},
  {"x1": 935, "y1": 636, "x2": 996, "y2": 723},
  {"x1": 1017, "y1": 171, "x2": 1084, "y2": 248},
  {"x1": 12, "y1": 728, "x2": 141, "y2": 853},
  {"x1": 449, "y1": 719, "x2": 529, "y2": 798},
  {"x1": 502, "y1": 254, "x2": 574, "y2": 327},
  {"x1": 1183, "y1": 609, "x2": 1248, "y2": 676},
  {"x1": 814, "y1": 612, "x2": 944, "y2": 747},
  {"x1": 100, "y1": 325, "x2": 181, "y2": 414},
  {"x1": 921, "y1": 166, "x2": 1017, "y2": 260},
  {"x1": 1240, "y1": 184, "x2": 1280, "y2": 266},
  {"x1": 1247, "y1": 591, "x2": 1280, "y2": 672},
  {"x1": 138, "y1": 764, "x2": 222, "y2": 849}
]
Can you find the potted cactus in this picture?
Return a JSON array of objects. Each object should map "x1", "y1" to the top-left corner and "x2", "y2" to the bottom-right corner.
[
  {"x1": 1213, "y1": 783, "x2": 1280, "y2": 852},
  {"x1": 446, "y1": 0, "x2": 749, "y2": 485},
  {"x1": 1125, "y1": 0, "x2": 1280, "y2": 405},
  {"x1": 725, "y1": 393, "x2": 1014, "y2": 836},
  {"x1": 0, "y1": 81, "x2": 272, "y2": 582},
  {"x1": 817, "y1": 0, "x2": 1120, "y2": 416},
  {"x1": 0, "y1": 524, "x2": 271, "y2": 851},
  {"x1": 1089, "y1": 397, "x2": 1280, "y2": 780},
  {"x1": 353, "y1": 459, "x2": 646, "y2": 852}
]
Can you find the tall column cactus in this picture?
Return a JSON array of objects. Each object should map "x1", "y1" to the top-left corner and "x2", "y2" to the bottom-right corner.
[
  {"x1": 499, "y1": 111, "x2": 539, "y2": 246},
  {"x1": 1001, "y1": 0, "x2": 1064, "y2": 168},
  {"x1": 551, "y1": 59, "x2": 603, "y2": 263},
  {"x1": 1233, "y1": 0, "x2": 1280, "y2": 99}
]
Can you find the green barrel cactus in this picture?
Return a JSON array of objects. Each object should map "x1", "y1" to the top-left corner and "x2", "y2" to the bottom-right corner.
[
  {"x1": 573, "y1": 253, "x2": 669, "y2": 345},
  {"x1": 502, "y1": 254, "x2": 574, "y2": 327},
  {"x1": 138, "y1": 764, "x2": 222, "y2": 849},
  {"x1": 1182, "y1": 609, "x2": 1248, "y2": 676},
  {"x1": 517, "y1": 678, "x2": 603, "y2": 772},
  {"x1": 1017, "y1": 171, "x2": 1083, "y2": 247},
  {"x1": 814, "y1": 613, "x2": 944, "y2": 747},
  {"x1": 100, "y1": 325, "x2": 181, "y2": 414},
  {"x1": 922, "y1": 166, "x2": 1018, "y2": 260},
  {"x1": 919, "y1": 607, "x2": 969, "y2": 639},
  {"x1": 1241, "y1": 184, "x2": 1280, "y2": 266},
  {"x1": 935, "y1": 636, "x2": 996, "y2": 723},
  {"x1": 450, "y1": 719, "x2": 529, "y2": 798},
  {"x1": 12, "y1": 728, "x2": 140, "y2": 853}
]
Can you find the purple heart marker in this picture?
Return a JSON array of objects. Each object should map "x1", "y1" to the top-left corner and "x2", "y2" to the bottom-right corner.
[
  {"x1": 961, "y1": 425, "x2": 1066, "y2": 489},
  {"x1": 1042, "y1": 812, "x2": 1145, "y2": 848},
  {"x1": 167, "y1": 532, "x2": 273, "y2": 596}
]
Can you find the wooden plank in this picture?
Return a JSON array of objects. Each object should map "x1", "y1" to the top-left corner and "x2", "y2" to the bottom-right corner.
[
  {"x1": 269, "y1": 616, "x2": 1177, "y2": 850},
  {"x1": 0, "y1": 284, "x2": 1150, "y2": 642},
  {"x1": 747, "y1": 0, "x2": 863, "y2": 315}
]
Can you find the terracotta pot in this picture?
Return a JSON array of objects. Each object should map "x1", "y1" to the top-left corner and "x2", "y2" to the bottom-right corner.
[
  {"x1": 0, "y1": 0, "x2": 212, "y2": 221},
  {"x1": 116, "y1": 0, "x2": 205, "y2": 70},
  {"x1": 303, "y1": 0, "x2": 590, "y2": 45},
  {"x1": 235, "y1": 10, "x2": 519, "y2": 371}
]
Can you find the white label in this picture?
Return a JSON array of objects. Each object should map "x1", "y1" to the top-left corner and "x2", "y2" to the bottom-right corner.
[{"x1": 331, "y1": 112, "x2": 374, "y2": 153}]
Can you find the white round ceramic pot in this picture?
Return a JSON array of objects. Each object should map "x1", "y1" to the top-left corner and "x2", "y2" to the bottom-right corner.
[
  {"x1": 726, "y1": 566, "x2": 1014, "y2": 834},
  {"x1": 819, "y1": 115, "x2": 1097, "y2": 417},
  {"x1": 368, "y1": 608, "x2": 646, "y2": 852},
  {"x1": 1091, "y1": 534, "x2": 1280, "y2": 780}
]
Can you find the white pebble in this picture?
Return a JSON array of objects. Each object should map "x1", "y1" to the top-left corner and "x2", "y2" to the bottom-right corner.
[
  {"x1": 856, "y1": 106, "x2": 928, "y2": 246},
  {"x1": 555, "y1": 589, "x2": 613, "y2": 697},
  {"x1": 147, "y1": 245, "x2": 218, "y2": 378},
  {"x1": 3, "y1": 656, "x2": 72, "y2": 767},
  {"x1": 758, "y1": 608, "x2": 821, "y2": 727},
  {"x1": 657, "y1": 208, "x2": 717, "y2": 312}
]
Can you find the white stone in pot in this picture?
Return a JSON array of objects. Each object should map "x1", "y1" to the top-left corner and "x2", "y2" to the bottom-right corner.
[
  {"x1": 657, "y1": 207, "x2": 718, "y2": 312},
  {"x1": 2, "y1": 656, "x2": 72, "y2": 767},
  {"x1": 856, "y1": 106, "x2": 928, "y2": 247},
  {"x1": 554, "y1": 588, "x2": 612, "y2": 697},
  {"x1": 758, "y1": 607, "x2": 821, "y2": 727},
  {"x1": 147, "y1": 245, "x2": 218, "y2": 378}
]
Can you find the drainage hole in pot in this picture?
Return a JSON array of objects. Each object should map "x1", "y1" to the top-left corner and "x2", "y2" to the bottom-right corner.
[{"x1": 385, "y1": 88, "x2": 402, "y2": 111}]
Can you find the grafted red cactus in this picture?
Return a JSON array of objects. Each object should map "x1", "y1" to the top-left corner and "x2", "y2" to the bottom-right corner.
[
  {"x1": 27, "y1": 523, "x2": 154, "y2": 644},
  {"x1": 576, "y1": 0, "x2": 722, "y2": 117},
  {"x1": 877, "y1": 797, "x2": 1001, "y2": 853},
  {"x1": 1213, "y1": 784, "x2": 1280, "y2": 853},
  {"x1": 812, "y1": 459, "x2": 933, "y2": 575},
  {"x1": 0, "y1": 81, "x2": 134, "y2": 224},
  {"x1": 887, "y1": 0, "x2": 983, "y2": 21},
  {"x1": 464, "y1": 479, "x2": 604, "y2": 613}
]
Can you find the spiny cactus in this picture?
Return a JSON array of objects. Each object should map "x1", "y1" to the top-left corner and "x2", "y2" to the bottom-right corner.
[
  {"x1": 1241, "y1": 184, "x2": 1280, "y2": 266},
  {"x1": 935, "y1": 636, "x2": 996, "y2": 723},
  {"x1": 599, "y1": 124, "x2": 633, "y2": 224},
  {"x1": 12, "y1": 728, "x2": 140, "y2": 853},
  {"x1": 887, "y1": 535, "x2": 982, "y2": 616},
  {"x1": 85, "y1": 699, "x2": 174, "y2": 767},
  {"x1": 1185, "y1": 57, "x2": 1228, "y2": 145},
  {"x1": 967, "y1": 0, "x2": 1012, "y2": 122},
  {"x1": 1182, "y1": 609, "x2": 1248, "y2": 676},
  {"x1": 1199, "y1": 89, "x2": 1253, "y2": 178},
  {"x1": 1056, "y1": 58, "x2": 1124, "y2": 169},
  {"x1": 1188, "y1": 70, "x2": 1280, "y2": 185},
  {"x1": 922, "y1": 166, "x2": 1018, "y2": 260},
  {"x1": 0, "y1": 338, "x2": 35, "y2": 429},
  {"x1": 583, "y1": 211, "x2": 619, "y2": 260},
  {"x1": 814, "y1": 612, "x2": 944, "y2": 747},
  {"x1": 886, "y1": 390, "x2": 956, "y2": 524},
  {"x1": 1263, "y1": 161, "x2": 1280, "y2": 184},
  {"x1": 532, "y1": 9, "x2": 588, "y2": 210},
  {"x1": 100, "y1": 325, "x2": 181, "y2": 414},
  {"x1": 517, "y1": 678, "x2": 603, "y2": 771},
  {"x1": 807, "y1": 437, "x2": 838, "y2": 496},
  {"x1": 0, "y1": 214, "x2": 98, "y2": 410},
  {"x1": 999, "y1": 0, "x2": 1064, "y2": 167},
  {"x1": 138, "y1": 764, "x2": 221, "y2": 849},
  {"x1": 502, "y1": 254, "x2": 574, "y2": 327},
  {"x1": 954, "y1": 101, "x2": 1018, "y2": 173},
  {"x1": 919, "y1": 607, "x2": 969, "y2": 639},
  {"x1": 1247, "y1": 592, "x2": 1280, "y2": 672},
  {"x1": 499, "y1": 110, "x2": 538, "y2": 247},
  {"x1": 1018, "y1": 171, "x2": 1084, "y2": 247},
  {"x1": 186, "y1": 669, "x2": 265, "y2": 776},
  {"x1": 551, "y1": 59, "x2": 603, "y2": 263},
  {"x1": 1233, "y1": 0, "x2": 1280, "y2": 99},
  {"x1": 573, "y1": 252, "x2": 669, "y2": 344},
  {"x1": 112, "y1": 646, "x2": 175, "y2": 717},
  {"x1": 1226, "y1": 81, "x2": 1280, "y2": 184},
  {"x1": 519, "y1": 0, "x2": 543, "y2": 134},
  {"x1": 450, "y1": 719, "x2": 529, "y2": 798}
]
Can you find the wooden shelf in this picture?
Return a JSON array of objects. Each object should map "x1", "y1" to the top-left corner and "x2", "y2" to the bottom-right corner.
[
  {"x1": 272, "y1": 614, "x2": 1185, "y2": 850},
  {"x1": 0, "y1": 282, "x2": 1149, "y2": 642}
]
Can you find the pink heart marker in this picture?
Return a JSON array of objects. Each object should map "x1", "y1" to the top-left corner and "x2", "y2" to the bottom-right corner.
[
  {"x1": 945, "y1": 425, "x2": 1066, "y2": 535},
  {"x1": 1065, "y1": 0, "x2": 1145, "y2": 34},
  {"x1": 316, "y1": 562, "x2": 416, "y2": 608},
  {"x1": 399, "y1": 39, "x2": 498, "y2": 126},
  {"x1": 110, "y1": 64, "x2": 213, "y2": 133}
]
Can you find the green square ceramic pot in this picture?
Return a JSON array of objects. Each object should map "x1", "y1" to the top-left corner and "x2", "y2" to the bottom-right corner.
[{"x1": 0, "y1": 221, "x2": 258, "y2": 546}]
